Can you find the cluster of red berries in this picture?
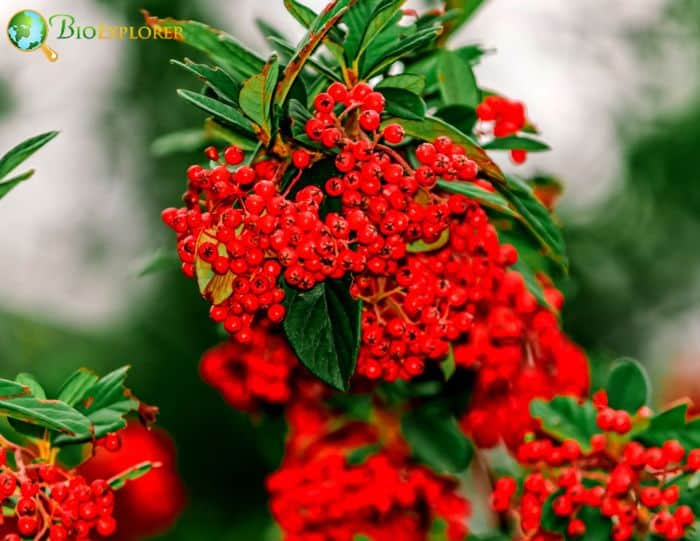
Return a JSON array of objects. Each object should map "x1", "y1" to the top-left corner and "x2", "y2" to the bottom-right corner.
[
  {"x1": 199, "y1": 328, "x2": 299, "y2": 411},
  {"x1": 457, "y1": 274, "x2": 589, "y2": 449},
  {"x1": 0, "y1": 448, "x2": 117, "y2": 541},
  {"x1": 491, "y1": 401, "x2": 700, "y2": 540},
  {"x1": 476, "y1": 95, "x2": 529, "y2": 164},
  {"x1": 268, "y1": 399, "x2": 470, "y2": 541}
]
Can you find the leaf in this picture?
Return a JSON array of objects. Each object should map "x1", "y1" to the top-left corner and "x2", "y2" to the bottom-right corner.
[
  {"x1": 108, "y1": 461, "x2": 158, "y2": 490},
  {"x1": 54, "y1": 366, "x2": 139, "y2": 445},
  {"x1": 151, "y1": 129, "x2": 209, "y2": 157},
  {"x1": 501, "y1": 175, "x2": 567, "y2": 270},
  {"x1": 378, "y1": 88, "x2": 426, "y2": 120},
  {"x1": 441, "y1": 345, "x2": 456, "y2": 381},
  {"x1": 288, "y1": 99, "x2": 320, "y2": 148},
  {"x1": 0, "y1": 397, "x2": 91, "y2": 438},
  {"x1": 346, "y1": 444, "x2": 380, "y2": 466},
  {"x1": 171, "y1": 60, "x2": 240, "y2": 103},
  {"x1": 255, "y1": 18, "x2": 289, "y2": 43},
  {"x1": 435, "y1": 180, "x2": 514, "y2": 216},
  {"x1": 387, "y1": 116, "x2": 503, "y2": 183},
  {"x1": 57, "y1": 369, "x2": 99, "y2": 407},
  {"x1": 0, "y1": 131, "x2": 58, "y2": 181},
  {"x1": 0, "y1": 379, "x2": 30, "y2": 399},
  {"x1": 267, "y1": 37, "x2": 342, "y2": 82},
  {"x1": 283, "y1": 280, "x2": 362, "y2": 391},
  {"x1": 362, "y1": 25, "x2": 442, "y2": 79},
  {"x1": 576, "y1": 507, "x2": 613, "y2": 541},
  {"x1": 15, "y1": 374, "x2": 45, "y2": 400},
  {"x1": 142, "y1": 13, "x2": 264, "y2": 82},
  {"x1": 343, "y1": 0, "x2": 383, "y2": 62},
  {"x1": 437, "y1": 50, "x2": 479, "y2": 108},
  {"x1": 635, "y1": 404, "x2": 700, "y2": 449},
  {"x1": 376, "y1": 73, "x2": 425, "y2": 95},
  {"x1": 539, "y1": 489, "x2": 568, "y2": 534},
  {"x1": 401, "y1": 407, "x2": 474, "y2": 473},
  {"x1": 0, "y1": 170, "x2": 34, "y2": 201},
  {"x1": 239, "y1": 56, "x2": 280, "y2": 144},
  {"x1": 203, "y1": 119, "x2": 259, "y2": 151},
  {"x1": 530, "y1": 397, "x2": 599, "y2": 453},
  {"x1": 194, "y1": 228, "x2": 235, "y2": 305},
  {"x1": 177, "y1": 90, "x2": 256, "y2": 136},
  {"x1": 276, "y1": 0, "x2": 356, "y2": 107},
  {"x1": 433, "y1": 104, "x2": 477, "y2": 135},
  {"x1": 138, "y1": 248, "x2": 180, "y2": 277},
  {"x1": 454, "y1": 44, "x2": 489, "y2": 65},
  {"x1": 283, "y1": 0, "x2": 345, "y2": 43},
  {"x1": 407, "y1": 227, "x2": 450, "y2": 253},
  {"x1": 353, "y1": 0, "x2": 406, "y2": 64},
  {"x1": 605, "y1": 359, "x2": 650, "y2": 414},
  {"x1": 442, "y1": 0, "x2": 486, "y2": 40},
  {"x1": 483, "y1": 135, "x2": 550, "y2": 152}
]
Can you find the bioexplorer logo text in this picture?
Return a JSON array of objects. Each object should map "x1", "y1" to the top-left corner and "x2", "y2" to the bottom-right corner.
[{"x1": 6, "y1": 10, "x2": 183, "y2": 62}]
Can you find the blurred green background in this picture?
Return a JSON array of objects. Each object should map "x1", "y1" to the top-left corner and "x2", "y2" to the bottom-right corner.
[{"x1": 1, "y1": 0, "x2": 699, "y2": 539}]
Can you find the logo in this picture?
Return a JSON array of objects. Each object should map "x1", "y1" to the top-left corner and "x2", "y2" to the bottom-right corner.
[
  {"x1": 7, "y1": 10, "x2": 58, "y2": 61},
  {"x1": 6, "y1": 10, "x2": 183, "y2": 62}
]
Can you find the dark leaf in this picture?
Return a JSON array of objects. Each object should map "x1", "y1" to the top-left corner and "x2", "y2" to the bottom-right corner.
[
  {"x1": 530, "y1": 397, "x2": 599, "y2": 453},
  {"x1": 177, "y1": 90, "x2": 256, "y2": 136},
  {"x1": 441, "y1": 0, "x2": 486, "y2": 40},
  {"x1": 483, "y1": 135, "x2": 550, "y2": 152},
  {"x1": 343, "y1": 0, "x2": 384, "y2": 62},
  {"x1": 362, "y1": 25, "x2": 442, "y2": 79},
  {"x1": 434, "y1": 104, "x2": 477, "y2": 135},
  {"x1": 0, "y1": 131, "x2": 58, "y2": 181},
  {"x1": 635, "y1": 404, "x2": 700, "y2": 449},
  {"x1": 283, "y1": 0, "x2": 345, "y2": 42},
  {"x1": 346, "y1": 444, "x2": 381, "y2": 466},
  {"x1": 171, "y1": 60, "x2": 240, "y2": 103},
  {"x1": 437, "y1": 50, "x2": 479, "y2": 108},
  {"x1": 401, "y1": 406, "x2": 474, "y2": 473},
  {"x1": 378, "y1": 87, "x2": 426, "y2": 120},
  {"x1": 351, "y1": 0, "x2": 406, "y2": 66},
  {"x1": 283, "y1": 280, "x2": 362, "y2": 391},
  {"x1": 605, "y1": 358, "x2": 650, "y2": 414}
]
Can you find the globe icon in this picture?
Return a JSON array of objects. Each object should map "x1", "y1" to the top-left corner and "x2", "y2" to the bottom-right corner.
[{"x1": 7, "y1": 10, "x2": 48, "y2": 51}]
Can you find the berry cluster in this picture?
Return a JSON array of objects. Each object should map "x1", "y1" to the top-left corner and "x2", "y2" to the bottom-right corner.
[
  {"x1": 0, "y1": 447, "x2": 117, "y2": 541},
  {"x1": 491, "y1": 399, "x2": 700, "y2": 540},
  {"x1": 199, "y1": 328, "x2": 300, "y2": 411},
  {"x1": 268, "y1": 400, "x2": 470, "y2": 541},
  {"x1": 476, "y1": 95, "x2": 529, "y2": 164}
]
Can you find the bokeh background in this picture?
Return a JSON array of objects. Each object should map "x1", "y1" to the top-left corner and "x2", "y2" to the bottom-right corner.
[{"x1": 1, "y1": 0, "x2": 699, "y2": 538}]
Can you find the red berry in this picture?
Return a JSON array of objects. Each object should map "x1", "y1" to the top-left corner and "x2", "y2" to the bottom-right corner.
[
  {"x1": 204, "y1": 145, "x2": 219, "y2": 161},
  {"x1": 382, "y1": 123, "x2": 405, "y2": 145},
  {"x1": 17, "y1": 516, "x2": 39, "y2": 536},
  {"x1": 688, "y1": 448, "x2": 700, "y2": 470},
  {"x1": 361, "y1": 92, "x2": 386, "y2": 113},
  {"x1": 96, "y1": 516, "x2": 117, "y2": 537},
  {"x1": 416, "y1": 143, "x2": 437, "y2": 165},
  {"x1": 327, "y1": 82, "x2": 348, "y2": 103},
  {"x1": 511, "y1": 149, "x2": 528, "y2": 164},
  {"x1": 567, "y1": 519, "x2": 586, "y2": 537},
  {"x1": 224, "y1": 146, "x2": 245, "y2": 165},
  {"x1": 359, "y1": 110, "x2": 381, "y2": 132},
  {"x1": 292, "y1": 149, "x2": 312, "y2": 169},
  {"x1": 313, "y1": 92, "x2": 335, "y2": 113}
]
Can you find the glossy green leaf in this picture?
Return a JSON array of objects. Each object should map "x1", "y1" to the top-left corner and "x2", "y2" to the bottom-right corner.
[
  {"x1": 171, "y1": 60, "x2": 240, "y2": 103},
  {"x1": 0, "y1": 379, "x2": 30, "y2": 399},
  {"x1": 539, "y1": 489, "x2": 568, "y2": 533},
  {"x1": 57, "y1": 369, "x2": 99, "y2": 407},
  {"x1": 401, "y1": 407, "x2": 474, "y2": 473},
  {"x1": 346, "y1": 444, "x2": 381, "y2": 466},
  {"x1": 483, "y1": 135, "x2": 550, "y2": 152},
  {"x1": 530, "y1": 397, "x2": 599, "y2": 453},
  {"x1": 54, "y1": 366, "x2": 139, "y2": 445},
  {"x1": 239, "y1": 55, "x2": 280, "y2": 143},
  {"x1": 143, "y1": 13, "x2": 264, "y2": 82},
  {"x1": 283, "y1": 280, "x2": 362, "y2": 391},
  {"x1": 255, "y1": 18, "x2": 289, "y2": 43},
  {"x1": 441, "y1": 345, "x2": 456, "y2": 382},
  {"x1": 0, "y1": 170, "x2": 34, "y2": 201},
  {"x1": 177, "y1": 89, "x2": 256, "y2": 136},
  {"x1": 108, "y1": 461, "x2": 157, "y2": 490},
  {"x1": 0, "y1": 396, "x2": 91, "y2": 438},
  {"x1": 203, "y1": 119, "x2": 259, "y2": 151},
  {"x1": 353, "y1": 0, "x2": 406, "y2": 65},
  {"x1": 605, "y1": 358, "x2": 650, "y2": 414},
  {"x1": 455, "y1": 44, "x2": 489, "y2": 65},
  {"x1": 15, "y1": 374, "x2": 45, "y2": 400},
  {"x1": 267, "y1": 37, "x2": 342, "y2": 81},
  {"x1": 434, "y1": 104, "x2": 477, "y2": 135},
  {"x1": 437, "y1": 50, "x2": 479, "y2": 108},
  {"x1": 387, "y1": 116, "x2": 503, "y2": 182},
  {"x1": 635, "y1": 404, "x2": 700, "y2": 449},
  {"x1": 376, "y1": 73, "x2": 425, "y2": 95},
  {"x1": 343, "y1": 0, "x2": 384, "y2": 62},
  {"x1": 0, "y1": 131, "x2": 58, "y2": 181},
  {"x1": 378, "y1": 87, "x2": 426, "y2": 120},
  {"x1": 435, "y1": 180, "x2": 514, "y2": 216},
  {"x1": 276, "y1": 0, "x2": 355, "y2": 107},
  {"x1": 283, "y1": 0, "x2": 345, "y2": 42},
  {"x1": 362, "y1": 25, "x2": 441, "y2": 78},
  {"x1": 501, "y1": 175, "x2": 567, "y2": 269}
]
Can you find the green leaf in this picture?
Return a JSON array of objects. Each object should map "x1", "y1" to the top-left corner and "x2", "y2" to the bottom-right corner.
[
  {"x1": 151, "y1": 129, "x2": 208, "y2": 157},
  {"x1": 57, "y1": 369, "x2": 99, "y2": 407},
  {"x1": 483, "y1": 135, "x2": 550, "y2": 152},
  {"x1": 362, "y1": 25, "x2": 442, "y2": 79},
  {"x1": 436, "y1": 180, "x2": 514, "y2": 217},
  {"x1": 501, "y1": 175, "x2": 567, "y2": 270},
  {"x1": 0, "y1": 170, "x2": 34, "y2": 201},
  {"x1": 204, "y1": 119, "x2": 259, "y2": 151},
  {"x1": 177, "y1": 89, "x2": 256, "y2": 136},
  {"x1": 388, "y1": 116, "x2": 503, "y2": 183},
  {"x1": 54, "y1": 366, "x2": 139, "y2": 445},
  {"x1": 378, "y1": 87, "x2": 426, "y2": 120},
  {"x1": 353, "y1": 0, "x2": 406, "y2": 65},
  {"x1": 283, "y1": 0, "x2": 345, "y2": 43},
  {"x1": 0, "y1": 397, "x2": 91, "y2": 438},
  {"x1": 635, "y1": 404, "x2": 700, "y2": 449},
  {"x1": 376, "y1": 73, "x2": 425, "y2": 95},
  {"x1": 171, "y1": 60, "x2": 240, "y2": 103},
  {"x1": 15, "y1": 374, "x2": 45, "y2": 400},
  {"x1": 605, "y1": 359, "x2": 650, "y2": 414},
  {"x1": 442, "y1": 0, "x2": 486, "y2": 40},
  {"x1": 437, "y1": 50, "x2": 479, "y2": 108},
  {"x1": 255, "y1": 18, "x2": 289, "y2": 43},
  {"x1": 346, "y1": 444, "x2": 380, "y2": 466},
  {"x1": 343, "y1": 0, "x2": 384, "y2": 62},
  {"x1": 441, "y1": 345, "x2": 456, "y2": 382},
  {"x1": 239, "y1": 56, "x2": 280, "y2": 143},
  {"x1": 108, "y1": 461, "x2": 157, "y2": 490},
  {"x1": 276, "y1": 0, "x2": 356, "y2": 107},
  {"x1": 576, "y1": 507, "x2": 613, "y2": 541},
  {"x1": 267, "y1": 37, "x2": 342, "y2": 82},
  {"x1": 143, "y1": 13, "x2": 264, "y2": 82},
  {"x1": 0, "y1": 379, "x2": 30, "y2": 399},
  {"x1": 539, "y1": 489, "x2": 568, "y2": 534},
  {"x1": 283, "y1": 280, "x2": 362, "y2": 391},
  {"x1": 289, "y1": 99, "x2": 320, "y2": 148},
  {"x1": 407, "y1": 227, "x2": 450, "y2": 253},
  {"x1": 401, "y1": 407, "x2": 474, "y2": 473},
  {"x1": 530, "y1": 397, "x2": 599, "y2": 453},
  {"x1": 434, "y1": 104, "x2": 477, "y2": 135},
  {"x1": 138, "y1": 248, "x2": 180, "y2": 277},
  {"x1": 0, "y1": 131, "x2": 58, "y2": 181},
  {"x1": 454, "y1": 44, "x2": 489, "y2": 66}
]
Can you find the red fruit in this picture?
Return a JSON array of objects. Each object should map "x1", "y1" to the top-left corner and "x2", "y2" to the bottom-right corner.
[
  {"x1": 552, "y1": 495, "x2": 573, "y2": 517},
  {"x1": 104, "y1": 432, "x2": 122, "y2": 452},
  {"x1": 96, "y1": 516, "x2": 117, "y2": 537},
  {"x1": 351, "y1": 82, "x2": 372, "y2": 102},
  {"x1": 204, "y1": 145, "x2": 219, "y2": 161},
  {"x1": 640, "y1": 486, "x2": 662, "y2": 508},
  {"x1": 17, "y1": 516, "x2": 38, "y2": 536},
  {"x1": 663, "y1": 439, "x2": 685, "y2": 463},
  {"x1": 382, "y1": 123, "x2": 405, "y2": 145},
  {"x1": 688, "y1": 448, "x2": 700, "y2": 470},
  {"x1": 321, "y1": 128, "x2": 342, "y2": 148},
  {"x1": 292, "y1": 149, "x2": 312, "y2": 169},
  {"x1": 313, "y1": 92, "x2": 335, "y2": 113},
  {"x1": 415, "y1": 143, "x2": 437, "y2": 165},
  {"x1": 674, "y1": 505, "x2": 694, "y2": 526},
  {"x1": 359, "y1": 110, "x2": 381, "y2": 132},
  {"x1": 567, "y1": 519, "x2": 586, "y2": 537},
  {"x1": 327, "y1": 82, "x2": 348, "y2": 103},
  {"x1": 50, "y1": 525, "x2": 68, "y2": 541},
  {"x1": 511, "y1": 149, "x2": 528, "y2": 164},
  {"x1": 361, "y1": 91, "x2": 385, "y2": 113},
  {"x1": 223, "y1": 146, "x2": 245, "y2": 165}
]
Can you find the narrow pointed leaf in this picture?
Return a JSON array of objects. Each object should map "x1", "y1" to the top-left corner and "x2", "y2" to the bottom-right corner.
[
  {"x1": 483, "y1": 135, "x2": 550, "y2": 151},
  {"x1": 0, "y1": 131, "x2": 58, "y2": 181},
  {"x1": 171, "y1": 60, "x2": 239, "y2": 103},
  {"x1": 177, "y1": 90, "x2": 256, "y2": 136},
  {"x1": 0, "y1": 170, "x2": 34, "y2": 201},
  {"x1": 109, "y1": 461, "x2": 158, "y2": 490},
  {"x1": 0, "y1": 397, "x2": 91, "y2": 437},
  {"x1": 57, "y1": 369, "x2": 99, "y2": 407}
]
